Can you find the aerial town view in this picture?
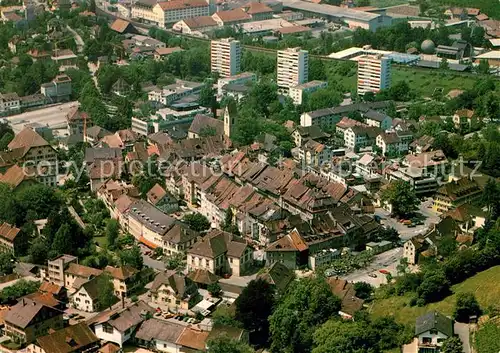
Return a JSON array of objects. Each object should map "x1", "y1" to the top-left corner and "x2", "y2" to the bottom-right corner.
[{"x1": 0, "y1": 0, "x2": 499, "y2": 351}]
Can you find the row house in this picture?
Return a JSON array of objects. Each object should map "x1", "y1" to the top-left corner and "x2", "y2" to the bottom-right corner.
[
  {"x1": 26, "y1": 323, "x2": 99, "y2": 353},
  {"x1": 96, "y1": 179, "x2": 139, "y2": 228},
  {"x1": 132, "y1": 0, "x2": 209, "y2": 28},
  {"x1": 344, "y1": 125, "x2": 381, "y2": 150},
  {"x1": 150, "y1": 270, "x2": 200, "y2": 310},
  {"x1": 376, "y1": 130, "x2": 413, "y2": 156},
  {"x1": 0, "y1": 222, "x2": 22, "y2": 255},
  {"x1": 432, "y1": 176, "x2": 482, "y2": 213}
]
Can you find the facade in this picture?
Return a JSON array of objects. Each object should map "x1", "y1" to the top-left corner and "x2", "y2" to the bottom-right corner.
[
  {"x1": 104, "y1": 266, "x2": 139, "y2": 298},
  {"x1": 297, "y1": 139, "x2": 332, "y2": 167},
  {"x1": 210, "y1": 38, "x2": 242, "y2": 78},
  {"x1": 217, "y1": 72, "x2": 256, "y2": 96},
  {"x1": 4, "y1": 300, "x2": 64, "y2": 344},
  {"x1": 376, "y1": 130, "x2": 413, "y2": 156},
  {"x1": 277, "y1": 47, "x2": 309, "y2": 90},
  {"x1": 363, "y1": 109, "x2": 392, "y2": 130},
  {"x1": 172, "y1": 16, "x2": 218, "y2": 34},
  {"x1": 187, "y1": 229, "x2": 253, "y2": 276},
  {"x1": 150, "y1": 271, "x2": 200, "y2": 310},
  {"x1": 72, "y1": 276, "x2": 102, "y2": 312},
  {"x1": 132, "y1": 0, "x2": 209, "y2": 28},
  {"x1": 147, "y1": 80, "x2": 204, "y2": 106},
  {"x1": 289, "y1": 80, "x2": 327, "y2": 105},
  {"x1": 64, "y1": 263, "x2": 103, "y2": 292},
  {"x1": 357, "y1": 54, "x2": 391, "y2": 95},
  {"x1": 344, "y1": 126, "x2": 380, "y2": 150},
  {"x1": 0, "y1": 93, "x2": 21, "y2": 114},
  {"x1": 46, "y1": 254, "x2": 78, "y2": 287}
]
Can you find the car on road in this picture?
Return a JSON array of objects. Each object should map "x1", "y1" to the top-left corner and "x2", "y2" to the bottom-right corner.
[
  {"x1": 368, "y1": 273, "x2": 377, "y2": 278},
  {"x1": 379, "y1": 269, "x2": 390, "y2": 275}
]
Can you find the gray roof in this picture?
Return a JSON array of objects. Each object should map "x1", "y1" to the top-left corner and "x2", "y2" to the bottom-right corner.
[
  {"x1": 134, "y1": 318, "x2": 185, "y2": 343},
  {"x1": 415, "y1": 311, "x2": 454, "y2": 337},
  {"x1": 5, "y1": 299, "x2": 62, "y2": 329},
  {"x1": 84, "y1": 147, "x2": 122, "y2": 163},
  {"x1": 363, "y1": 109, "x2": 390, "y2": 122},
  {"x1": 108, "y1": 301, "x2": 154, "y2": 332},
  {"x1": 306, "y1": 101, "x2": 393, "y2": 119},
  {"x1": 129, "y1": 200, "x2": 176, "y2": 236},
  {"x1": 150, "y1": 271, "x2": 197, "y2": 299}
]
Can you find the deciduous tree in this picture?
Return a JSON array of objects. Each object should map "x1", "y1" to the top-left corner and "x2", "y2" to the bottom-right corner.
[{"x1": 381, "y1": 180, "x2": 419, "y2": 218}]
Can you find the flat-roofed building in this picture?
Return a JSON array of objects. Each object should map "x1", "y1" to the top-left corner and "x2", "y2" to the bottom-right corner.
[
  {"x1": 277, "y1": 47, "x2": 308, "y2": 90},
  {"x1": 357, "y1": 54, "x2": 391, "y2": 95},
  {"x1": 211, "y1": 38, "x2": 242, "y2": 78},
  {"x1": 289, "y1": 80, "x2": 327, "y2": 105}
]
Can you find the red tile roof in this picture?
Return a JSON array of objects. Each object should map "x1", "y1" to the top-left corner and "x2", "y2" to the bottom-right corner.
[
  {"x1": 214, "y1": 8, "x2": 251, "y2": 23},
  {"x1": 0, "y1": 222, "x2": 21, "y2": 242},
  {"x1": 158, "y1": 0, "x2": 208, "y2": 10}
]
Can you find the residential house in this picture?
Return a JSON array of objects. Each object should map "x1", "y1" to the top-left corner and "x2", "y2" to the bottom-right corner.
[
  {"x1": 403, "y1": 235, "x2": 434, "y2": 265},
  {"x1": 26, "y1": 323, "x2": 99, "y2": 353},
  {"x1": 89, "y1": 301, "x2": 155, "y2": 347},
  {"x1": 146, "y1": 183, "x2": 179, "y2": 214},
  {"x1": 97, "y1": 179, "x2": 139, "y2": 228},
  {"x1": 85, "y1": 126, "x2": 112, "y2": 145},
  {"x1": 64, "y1": 263, "x2": 103, "y2": 292},
  {"x1": 376, "y1": 130, "x2": 413, "y2": 156},
  {"x1": 132, "y1": 0, "x2": 209, "y2": 28},
  {"x1": 335, "y1": 117, "x2": 368, "y2": 137},
  {"x1": 265, "y1": 228, "x2": 308, "y2": 270},
  {"x1": 150, "y1": 271, "x2": 200, "y2": 310},
  {"x1": 72, "y1": 276, "x2": 105, "y2": 313},
  {"x1": 4, "y1": 299, "x2": 64, "y2": 344},
  {"x1": 292, "y1": 125, "x2": 330, "y2": 147},
  {"x1": 363, "y1": 109, "x2": 392, "y2": 130},
  {"x1": 344, "y1": 126, "x2": 381, "y2": 150},
  {"x1": 84, "y1": 147, "x2": 124, "y2": 191},
  {"x1": 134, "y1": 318, "x2": 185, "y2": 352},
  {"x1": 297, "y1": 139, "x2": 333, "y2": 167},
  {"x1": 452, "y1": 109, "x2": 475, "y2": 130},
  {"x1": 327, "y1": 277, "x2": 365, "y2": 320},
  {"x1": 0, "y1": 127, "x2": 57, "y2": 186},
  {"x1": 51, "y1": 49, "x2": 77, "y2": 69},
  {"x1": 257, "y1": 261, "x2": 294, "y2": 294},
  {"x1": 100, "y1": 129, "x2": 139, "y2": 151},
  {"x1": 414, "y1": 311, "x2": 454, "y2": 353},
  {"x1": 109, "y1": 18, "x2": 138, "y2": 34},
  {"x1": 46, "y1": 254, "x2": 78, "y2": 287},
  {"x1": 0, "y1": 93, "x2": 21, "y2": 114},
  {"x1": 187, "y1": 229, "x2": 253, "y2": 276},
  {"x1": 154, "y1": 47, "x2": 183, "y2": 60},
  {"x1": 0, "y1": 222, "x2": 22, "y2": 255},
  {"x1": 162, "y1": 223, "x2": 199, "y2": 255},
  {"x1": 354, "y1": 153, "x2": 379, "y2": 179},
  {"x1": 432, "y1": 177, "x2": 482, "y2": 213},
  {"x1": 104, "y1": 266, "x2": 139, "y2": 298},
  {"x1": 66, "y1": 107, "x2": 92, "y2": 136},
  {"x1": 39, "y1": 281, "x2": 67, "y2": 303},
  {"x1": 126, "y1": 199, "x2": 177, "y2": 250},
  {"x1": 409, "y1": 135, "x2": 435, "y2": 154},
  {"x1": 445, "y1": 204, "x2": 487, "y2": 234},
  {"x1": 188, "y1": 114, "x2": 224, "y2": 139}
]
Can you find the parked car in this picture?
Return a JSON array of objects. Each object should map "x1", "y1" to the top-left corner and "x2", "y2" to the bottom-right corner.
[
  {"x1": 379, "y1": 269, "x2": 390, "y2": 275},
  {"x1": 368, "y1": 273, "x2": 377, "y2": 278}
]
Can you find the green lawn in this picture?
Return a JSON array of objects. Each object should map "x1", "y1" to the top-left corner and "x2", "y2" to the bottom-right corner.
[
  {"x1": 370, "y1": 266, "x2": 500, "y2": 327},
  {"x1": 369, "y1": 0, "x2": 409, "y2": 8},
  {"x1": 475, "y1": 321, "x2": 500, "y2": 353},
  {"x1": 94, "y1": 236, "x2": 108, "y2": 248},
  {"x1": 432, "y1": 0, "x2": 500, "y2": 19}
]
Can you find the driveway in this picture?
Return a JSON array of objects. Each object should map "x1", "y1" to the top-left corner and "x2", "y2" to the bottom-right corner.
[
  {"x1": 341, "y1": 247, "x2": 403, "y2": 287},
  {"x1": 454, "y1": 322, "x2": 471, "y2": 353},
  {"x1": 138, "y1": 244, "x2": 165, "y2": 271}
]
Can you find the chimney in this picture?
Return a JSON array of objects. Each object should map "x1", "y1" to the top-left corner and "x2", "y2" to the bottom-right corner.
[{"x1": 121, "y1": 295, "x2": 125, "y2": 309}]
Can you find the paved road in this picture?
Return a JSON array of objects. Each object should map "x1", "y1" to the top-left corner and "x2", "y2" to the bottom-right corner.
[
  {"x1": 5, "y1": 102, "x2": 78, "y2": 134},
  {"x1": 138, "y1": 243, "x2": 165, "y2": 271},
  {"x1": 66, "y1": 25, "x2": 84, "y2": 53},
  {"x1": 455, "y1": 322, "x2": 471, "y2": 353},
  {"x1": 342, "y1": 247, "x2": 403, "y2": 287}
]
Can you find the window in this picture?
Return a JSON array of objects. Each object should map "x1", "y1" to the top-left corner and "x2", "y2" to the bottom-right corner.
[
  {"x1": 103, "y1": 324, "x2": 114, "y2": 334},
  {"x1": 422, "y1": 337, "x2": 432, "y2": 344},
  {"x1": 429, "y1": 329, "x2": 438, "y2": 335}
]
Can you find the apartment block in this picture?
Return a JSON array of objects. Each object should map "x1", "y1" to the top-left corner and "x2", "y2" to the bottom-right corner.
[
  {"x1": 289, "y1": 80, "x2": 327, "y2": 105},
  {"x1": 277, "y1": 47, "x2": 308, "y2": 90},
  {"x1": 357, "y1": 54, "x2": 391, "y2": 95},
  {"x1": 210, "y1": 38, "x2": 242, "y2": 78}
]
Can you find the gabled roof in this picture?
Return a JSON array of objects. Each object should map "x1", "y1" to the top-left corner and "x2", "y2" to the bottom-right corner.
[
  {"x1": 257, "y1": 262, "x2": 294, "y2": 292},
  {"x1": 214, "y1": 8, "x2": 251, "y2": 23},
  {"x1": 187, "y1": 268, "x2": 219, "y2": 285},
  {"x1": 146, "y1": 183, "x2": 167, "y2": 205},
  {"x1": 157, "y1": 0, "x2": 208, "y2": 10},
  {"x1": 155, "y1": 47, "x2": 183, "y2": 56},
  {"x1": 327, "y1": 277, "x2": 364, "y2": 315},
  {"x1": 181, "y1": 15, "x2": 217, "y2": 28},
  {"x1": 189, "y1": 114, "x2": 224, "y2": 136},
  {"x1": 415, "y1": 311, "x2": 454, "y2": 337},
  {"x1": 110, "y1": 18, "x2": 132, "y2": 33},
  {"x1": 445, "y1": 204, "x2": 487, "y2": 223},
  {"x1": 66, "y1": 263, "x2": 102, "y2": 278},
  {"x1": 188, "y1": 229, "x2": 249, "y2": 259},
  {"x1": 35, "y1": 322, "x2": 99, "y2": 353},
  {"x1": 8, "y1": 127, "x2": 50, "y2": 156},
  {"x1": 0, "y1": 222, "x2": 21, "y2": 242},
  {"x1": 39, "y1": 281, "x2": 64, "y2": 295},
  {"x1": 242, "y1": 2, "x2": 273, "y2": 14},
  {"x1": 176, "y1": 327, "x2": 209, "y2": 351},
  {"x1": 266, "y1": 228, "x2": 308, "y2": 252},
  {"x1": 104, "y1": 266, "x2": 138, "y2": 280},
  {"x1": 4, "y1": 299, "x2": 62, "y2": 329},
  {"x1": 162, "y1": 223, "x2": 199, "y2": 244},
  {"x1": 150, "y1": 271, "x2": 196, "y2": 299},
  {"x1": 135, "y1": 318, "x2": 185, "y2": 343}
]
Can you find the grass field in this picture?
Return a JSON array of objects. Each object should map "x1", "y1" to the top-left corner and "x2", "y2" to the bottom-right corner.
[
  {"x1": 475, "y1": 321, "x2": 500, "y2": 353},
  {"x1": 94, "y1": 236, "x2": 108, "y2": 248},
  {"x1": 369, "y1": 0, "x2": 409, "y2": 8},
  {"x1": 370, "y1": 266, "x2": 500, "y2": 327}
]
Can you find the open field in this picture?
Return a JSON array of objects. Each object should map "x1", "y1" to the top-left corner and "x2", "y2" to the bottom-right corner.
[
  {"x1": 370, "y1": 0, "x2": 409, "y2": 8},
  {"x1": 370, "y1": 266, "x2": 500, "y2": 327}
]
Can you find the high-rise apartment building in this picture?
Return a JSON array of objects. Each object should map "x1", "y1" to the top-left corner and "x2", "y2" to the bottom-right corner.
[
  {"x1": 277, "y1": 47, "x2": 309, "y2": 89},
  {"x1": 211, "y1": 38, "x2": 242, "y2": 78},
  {"x1": 357, "y1": 54, "x2": 391, "y2": 95}
]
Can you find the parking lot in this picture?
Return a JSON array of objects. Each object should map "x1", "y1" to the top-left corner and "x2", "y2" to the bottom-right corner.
[
  {"x1": 374, "y1": 198, "x2": 441, "y2": 241},
  {"x1": 5, "y1": 102, "x2": 78, "y2": 134}
]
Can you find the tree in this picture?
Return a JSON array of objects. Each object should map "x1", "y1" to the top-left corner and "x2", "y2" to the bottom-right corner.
[
  {"x1": 477, "y1": 59, "x2": 490, "y2": 75},
  {"x1": 482, "y1": 179, "x2": 499, "y2": 216},
  {"x1": 378, "y1": 227, "x2": 399, "y2": 243},
  {"x1": 199, "y1": 82, "x2": 216, "y2": 108},
  {"x1": 206, "y1": 335, "x2": 254, "y2": 353},
  {"x1": 221, "y1": 209, "x2": 240, "y2": 235},
  {"x1": 0, "y1": 280, "x2": 40, "y2": 304},
  {"x1": 52, "y1": 223, "x2": 75, "y2": 255},
  {"x1": 0, "y1": 132, "x2": 13, "y2": 151},
  {"x1": 164, "y1": 252, "x2": 185, "y2": 271},
  {"x1": 119, "y1": 245, "x2": 143, "y2": 270},
  {"x1": 0, "y1": 253, "x2": 14, "y2": 276},
  {"x1": 356, "y1": 0, "x2": 370, "y2": 6},
  {"x1": 269, "y1": 277, "x2": 341, "y2": 353},
  {"x1": 453, "y1": 292, "x2": 481, "y2": 323},
  {"x1": 353, "y1": 282, "x2": 373, "y2": 300},
  {"x1": 305, "y1": 88, "x2": 342, "y2": 111},
  {"x1": 105, "y1": 219, "x2": 120, "y2": 249},
  {"x1": 96, "y1": 275, "x2": 116, "y2": 310},
  {"x1": 396, "y1": 257, "x2": 409, "y2": 276},
  {"x1": 235, "y1": 279, "x2": 275, "y2": 343},
  {"x1": 417, "y1": 269, "x2": 450, "y2": 303},
  {"x1": 208, "y1": 282, "x2": 222, "y2": 297},
  {"x1": 440, "y1": 58, "x2": 449, "y2": 71},
  {"x1": 441, "y1": 336, "x2": 463, "y2": 353},
  {"x1": 29, "y1": 237, "x2": 49, "y2": 265},
  {"x1": 381, "y1": 180, "x2": 419, "y2": 218},
  {"x1": 182, "y1": 213, "x2": 211, "y2": 232}
]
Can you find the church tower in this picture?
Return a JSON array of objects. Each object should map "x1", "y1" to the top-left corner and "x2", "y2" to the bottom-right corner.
[{"x1": 224, "y1": 99, "x2": 237, "y2": 138}]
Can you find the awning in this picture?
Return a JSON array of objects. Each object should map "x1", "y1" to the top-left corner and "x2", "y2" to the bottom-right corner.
[{"x1": 139, "y1": 236, "x2": 158, "y2": 249}]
